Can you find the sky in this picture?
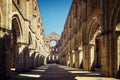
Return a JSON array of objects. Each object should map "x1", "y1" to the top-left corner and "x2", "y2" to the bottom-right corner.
[{"x1": 38, "y1": 0, "x2": 72, "y2": 36}]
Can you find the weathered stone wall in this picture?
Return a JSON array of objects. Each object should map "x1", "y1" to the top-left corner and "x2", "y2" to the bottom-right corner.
[
  {"x1": 56, "y1": 0, "x2": 120, "y2": 77},
  {"x1": 0, "y1": 0, "x2": 49, "y2": 79}
]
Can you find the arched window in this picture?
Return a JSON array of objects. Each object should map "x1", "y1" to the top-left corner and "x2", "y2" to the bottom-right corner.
[{"x1": 50, "y1": 40, "x2": 57, "y2": 46}]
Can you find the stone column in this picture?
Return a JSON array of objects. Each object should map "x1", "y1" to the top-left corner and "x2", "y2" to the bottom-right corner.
[
  {"x1": 101, "y1": 34, "x2": 117, "y2": 77},
  {"x1": 72, "y1": 52, "x2": 75, "y2": 67},
  {"x1": 79, "y1": 50, "x2": 83, "y2": 69},
  {"x1": 28, "y1": 49, "x2": 34, "y2": 69},
  {"x1": 89, "y1": 44, "x2": 95, "y2": 71},
  {"x1": 0, "y1": 30, "x2": 11, "y2": 79},
  {"x1": 23, "y1": 44, "x2": 29, "y2": 71},
  {"x1": 75, "y1": 50, "x2": 80, "y2": 68},
  {"x1": 66, "y1": 53, "x2": 70, "y2": 66},
  {"x1": 44, "y1": 56, "x2": 47, "y2": 65},
  {"x1": 15, "y1": 43, "x2": 26, "y2": 72},
  {"x1": 101, "y1": 0, "x2": 118, "y2": 77},
  {"x1": 0, "y1": 0, "x2": 12, "y2": 79},
  {"x1": 34, "y1": 52, "x2": 39, "y2": 67},
  {"x1": 83, "y1": 44, "x2": 90, "y2": 71},
  {"x1": 70, "y1": 52, "x2": 73, "y2": 67}
]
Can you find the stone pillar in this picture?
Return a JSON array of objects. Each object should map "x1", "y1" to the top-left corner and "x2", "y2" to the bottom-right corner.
[
  {"x1": 23, "y1": 44, "x2": 29, "y2": 71},
  {"x1": 89, "y1": 44, "x2": 95, "y2": 71},
  {"x1": 101, "y1": 0, "x2": 118, "y2": 77},
  {"x1": 34, "y1": 52, "x2": 39, "y2": 67},
  {"x1": 44, "y1": 57, "x2": 47, "y2": 65},
  {"x1": 28, "y1": 49, "x2": 34, "y2": 69},
  {"x1": 70, "y1": 52, "x2": 73, "y2": 67},
  {"x1": 75, "y1": 50, "x2": 80, "y2": 68},
  {"x1": 66, "y1": 54, "x2": 70, "y2": 66},
  {"x1": 101, "y1": 34, "x2": 117, "y2": 77},
  {"x1": 83, "y1": 44, "x2": 90, "y2": 71},
  {"x1": 0, "y1": 31, "x2": 11, "y2": 79},
  {"x1": 16, "y1": 43, "x2": 26, "y2": 72},
  {"x1": 72, "y1": 52, "x2": 75, "y2": 67},
  {"x1": 68, "y1": 54, "x2": 70, "y2": 66},
  {"x1": 0, "y1": 0, "x2": 12, "y2": 79},
  {"x1": 79, "y1": 50, "x2": 83, "y2": 69}
]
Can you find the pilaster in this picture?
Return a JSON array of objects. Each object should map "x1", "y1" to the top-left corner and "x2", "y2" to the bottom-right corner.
[{"x1": 83, "y1": 44, "x2": 89, "y2": 71}]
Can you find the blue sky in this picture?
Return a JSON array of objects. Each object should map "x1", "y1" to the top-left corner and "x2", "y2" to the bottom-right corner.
[{"x1": 38, "y1": 0, "x2": 72, "y2": 36}]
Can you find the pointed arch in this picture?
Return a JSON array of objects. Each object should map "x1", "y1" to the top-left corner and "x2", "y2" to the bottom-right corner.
[
  {"x1": 10, "y1": 13, "x2": 23, "y2": 71},
  {"x1": 110, "y1": 0, "x2": 120, "y2": 30},
  {"x1": 87, "y1": 18, "x2": 101, "y2": 42},
  {"x1": 87, "y1": 18, "x2": 102, "y2": 71},
  {"x1": 12, "y1": 12, "x2": 23, "y2": 42}
]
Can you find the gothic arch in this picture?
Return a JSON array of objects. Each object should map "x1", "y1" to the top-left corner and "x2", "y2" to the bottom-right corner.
[
  {"x1": 110, "y1": 0, "x2": 120, "y2": 29},
  {"x1": 87, "y1": 18, "x2": 101, "y2": 42},
  {"x1": 87, "y1": 18, "x2": 101, "y2": 70},
  {"x1": 46, "y1": 32, "x2": 60, "y2": 47},
  {"x1": 10, "y1": 13, "x2": 23, "y2": 71},
  {"x1": 12, "y1": 13, "x2": 23, "y2": 42}
]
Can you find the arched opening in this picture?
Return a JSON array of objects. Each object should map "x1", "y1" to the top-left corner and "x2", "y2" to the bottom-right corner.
[
  {"x1": 89, "y1": 27, "x2": 101, "y2": 71},
  {"x1": 95, "y1": 35, "x2": 101, "y2": 69},
  {"x1": 50, "y1": 40, "x2": 57, "y2": 47},
  {"x1": 11, "y1": 15, "x2": 22, "y2": 72}
]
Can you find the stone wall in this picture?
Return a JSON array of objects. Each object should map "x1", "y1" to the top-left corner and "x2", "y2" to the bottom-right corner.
[
  {"x1": 0, "y1": 0, "x2": 49, "y2": 79},
  {"x1": 56, "y1": 0, "x2": 120, "y2": 77}
]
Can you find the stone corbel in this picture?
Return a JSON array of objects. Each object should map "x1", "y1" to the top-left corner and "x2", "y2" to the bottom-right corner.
[
  {"x1": 89, "y1": 39, "x2": 95, "y2": 45},
  {"x1": 72, "y1": 50, "x2": 75, "y2": 53},
  {"x1": 78, "y1": 46, "x2": 82, "y2": 51}
]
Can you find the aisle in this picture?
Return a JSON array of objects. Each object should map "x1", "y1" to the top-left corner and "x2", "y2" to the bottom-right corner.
[{"x1": 9, "y1": 64, "x2": 118, "y2": 80}]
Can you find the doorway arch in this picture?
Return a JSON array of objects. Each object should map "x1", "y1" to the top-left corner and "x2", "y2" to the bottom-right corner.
[
  {"x1": 90, "y1": 29, "x2": 101, "y2": 70},
  {"x1": 11, "y1": 14, "x2": 22, "y2": 71}
]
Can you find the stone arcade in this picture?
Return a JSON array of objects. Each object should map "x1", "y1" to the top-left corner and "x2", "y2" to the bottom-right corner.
[
  {"x1": 0, "y1": 0, "x2": 49, "y2": 79},
  {"x1": 56, "y1": 0, "x2": 120, "y2": 77}
]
